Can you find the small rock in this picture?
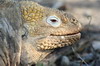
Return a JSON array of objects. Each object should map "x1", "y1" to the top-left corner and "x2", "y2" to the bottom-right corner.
[
  {"x1": 61, "y1": 56, "x2": 70, "y2": 66},
  {"x1": 92, "y1": 41, "x2": 100, "y2": 50},
  {"x1": 55, "y1": 56, "x2": 70, "y2": 66}
]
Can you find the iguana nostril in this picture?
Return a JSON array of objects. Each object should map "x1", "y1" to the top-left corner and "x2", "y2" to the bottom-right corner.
[
  {"x1": 71, "y1": 19, "x2": 78, "y2": 25},
  {"x1": 72, "y1": 18, "x2": 76, "y2": 21}
]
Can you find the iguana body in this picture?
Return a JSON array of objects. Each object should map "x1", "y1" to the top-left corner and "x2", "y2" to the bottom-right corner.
[{"x1": 0, "y1": 1, "x2": 82, "y2": 66}]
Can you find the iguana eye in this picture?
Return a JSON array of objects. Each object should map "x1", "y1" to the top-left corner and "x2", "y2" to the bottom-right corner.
[{"x1": 46, "y1": 16, "x2": 61, "y2": 27}]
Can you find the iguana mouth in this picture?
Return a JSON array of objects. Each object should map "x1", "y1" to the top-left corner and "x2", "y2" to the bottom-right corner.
[
  {"x1": 37, "y1": 32, "x2": 81, "y2": 50},
  {"x1": 50, "y1": 32, "x2": 80, "y2": 36}
]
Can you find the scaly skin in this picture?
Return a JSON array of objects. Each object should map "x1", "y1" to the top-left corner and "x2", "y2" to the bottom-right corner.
[
  {"x1": 0, "y1": 1, "x2": 82, "y2": 66},
  {"x1": 19, "y1": 1, "x2": 82, "y2": 65}
]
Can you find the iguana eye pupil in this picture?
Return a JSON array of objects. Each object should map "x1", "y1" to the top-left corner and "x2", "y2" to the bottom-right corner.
[{"x1": 50, "y1": 19, "x2": 57, "y2": 23}]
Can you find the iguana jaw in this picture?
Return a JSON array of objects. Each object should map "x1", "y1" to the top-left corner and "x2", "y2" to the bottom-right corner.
[
  {"x1": 21, "y1": 32, "x2": 80, "y2": 65},
  {"x1": 36, "y1": 33, "x2": 81, "y2": 50}
]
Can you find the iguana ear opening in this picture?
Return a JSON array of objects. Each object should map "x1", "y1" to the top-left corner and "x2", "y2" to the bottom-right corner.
[{"x1": 46, "y1": 16, "x2": 62, "y2": 27}]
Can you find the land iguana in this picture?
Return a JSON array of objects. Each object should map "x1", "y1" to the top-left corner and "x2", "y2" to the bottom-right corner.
[{"x1": 0, "y1": 1, "x2": 82, "y2": 66}]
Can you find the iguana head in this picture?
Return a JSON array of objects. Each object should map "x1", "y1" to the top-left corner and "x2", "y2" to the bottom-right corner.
[
  {"x1": 20, "y1": 1, "x2": 82, "y2": 65},
  {"x1": 20, "y1": 1, "x2": 82, "y2": 50}
]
